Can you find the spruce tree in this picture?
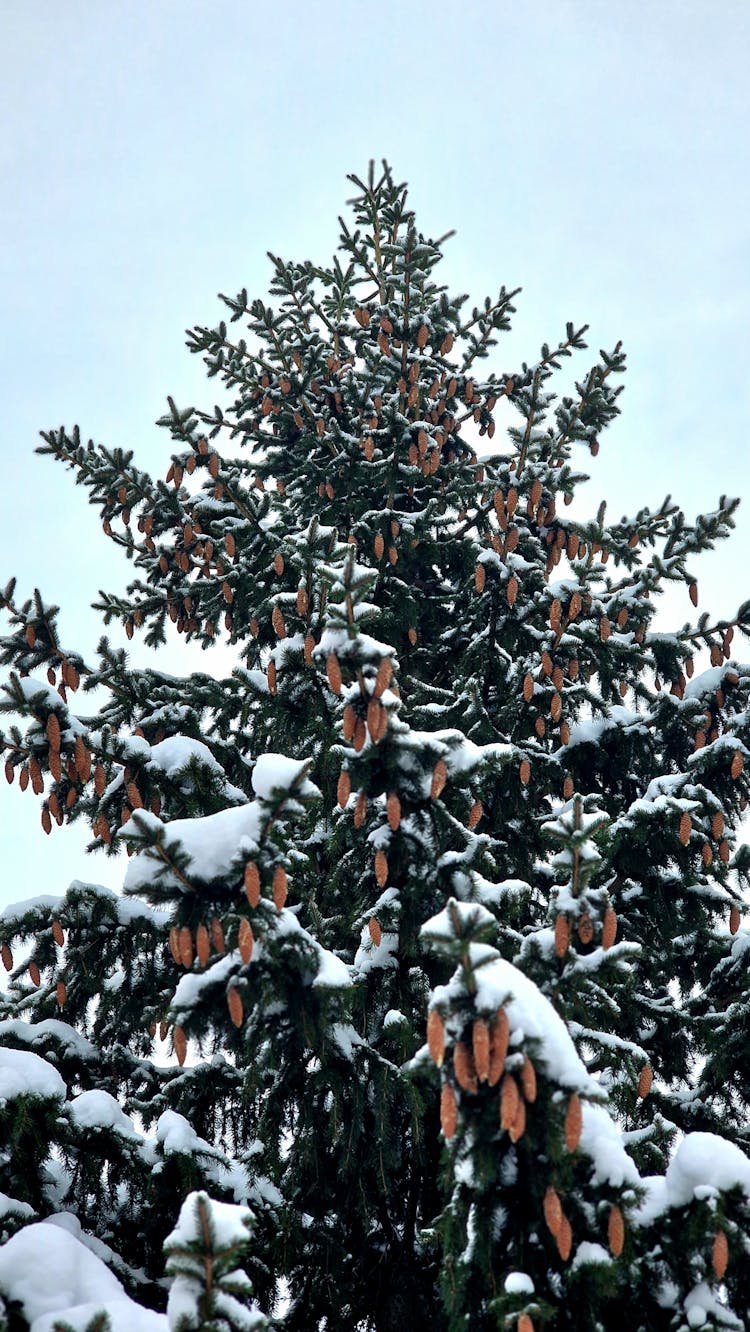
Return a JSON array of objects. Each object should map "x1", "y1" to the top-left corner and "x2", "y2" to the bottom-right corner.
[{"x1": 0, "y1": 161, "x2": 749, "y2": 1331}]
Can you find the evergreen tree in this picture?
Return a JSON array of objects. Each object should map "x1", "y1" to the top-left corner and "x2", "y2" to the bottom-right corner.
[{"x1": 0, "y1": 161, "x2": 749, "y2": 1331}]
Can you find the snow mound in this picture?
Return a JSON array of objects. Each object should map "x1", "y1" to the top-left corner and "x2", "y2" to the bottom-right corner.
[
  {"x1": 0, "y1": 1220, "x2": 166, "y2": 1332},
  {"x1": 0, "y1": 1047, "x2": 66, "y2": 1103},
  {"x1": 637, "y1": 1131, "x2": 750, "y2": 1223}
]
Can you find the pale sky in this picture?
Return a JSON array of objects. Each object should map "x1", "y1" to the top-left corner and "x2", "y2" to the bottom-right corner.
[{"x1": 1, "y1": 1, "x2": 748, "y2": 906}]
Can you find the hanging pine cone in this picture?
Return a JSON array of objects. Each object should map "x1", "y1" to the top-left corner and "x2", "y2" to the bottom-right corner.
[
  {"x1": 1, "y1": 943, "x2": 12, "y2": 972},
  {"x1": 440, "y1": 1082, "x2": 458, "y2": 1140},
  {"x1": 210, "y1": 917, "x2": 225, "y2": 954},
  {"x1": 244, "y1": 862, "x2": 261, "y2": 908},
  {"x1": 519, "y1": 759, "x2": 531, "y2": 786},
  {"x1": 468, "y1": 799, "x2": 483, "y2": 829},
  {"x1": 556, "y1": 1215, "x2": 572, "y2": 1262},
  {"x1": 637, "y1": 1063, "x2": 653, "y2": 1098},
  {"x1": 46, "y1": 714, "x2": 61, "y2": 750},
  {"x1": 227, "y1": 986, "x2": 244, "y2": 1028},
  {"x1": 386, "y1": 792, "x2": 401, "y2": 831},
  {"x1": 195, "y1": 923, "x2": 210, "y2": 967},
  {"x1": 326, "y1": 653, "x2": 343, "y2": 694},
  {"x1": 472, "y1": 1020, "x2": 490, "y2": 1083},
  {"x1": 602, "y1": 905, "x2": 617, "y2": 950},
  {"x1": 173, "y1": 1026, "x2": 187, "y2": 1066},
  {"x1": 52, "y1": 919, "x2": 64, "y2": 947},
  {"x1": 500, "y1": 1073, "x2": 520, "y2": 1130},
  {"x1": 678, "y1": 811, "x2": 691, "y2": 846},
  {"x1": 712, "y1": 1228, "x2": 729, "y2": 1279},
  {"x1": 427, "y1": 1009, "x2": 445, "y2": 1067},
  {"x1": 608, "y1": 1204, "x2": 625, "y2": 1257},
  {"x1": 374, "y1": 850, "x2": 388, "y2": 888},
  {"x1": 178, "y1": 926, "x2": 193, "y2": 969},
  {"x1": 577, "y1": 913, "x2": 594, "y2": 945},
  {"x1": 509, "y1": 1097, "x2": 526, "y2": 1143},
  {"x1": 337, "y1": 770, "x2": 352, "y2": 808},
  {"x1": 272, "y1": 866, "x2": 288, "y2": 910},
  {"x1": 431, "y1": 759, "x2": 448, "y2": 799},
  {"x1": 729, "y1": 904, "x2": 741, "y2": 935},
  {"x1": 554, "y1": 914, "x2": 570, "y2": 958},
  {"x1": 238, "y1": 918, "x2": 254, "y2": 964},
  {"x1": 374, "y1": 657, "x2": 393, "y2": 696},
  {"x1": 489, "y1": 1007, "x2": 509, "y2": 1086},
  {"x1": 520, "y1": 1055, "x2": 537, "y2": 1103},
  {"x1": 564, "y1": 1093, "x2": 583, "y2": 1151},
  {"x1": 543, "y1": 1186, "x2": 563, "y2": 1237}
]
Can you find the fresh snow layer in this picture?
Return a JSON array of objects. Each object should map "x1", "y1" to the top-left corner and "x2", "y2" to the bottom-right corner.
[
  {"x1": 0, "y1": 1047, "x2": 66, "y2": 1103},
  {"x1": 124, "y1": 804, "x2": 264, "y2": 891},
  {"x1": 637, "y1": 1131, "x2": 750, "y2": 1223},
  {"x1": 166, "y1": 1190, "x2": 252, "y2": 1251},
  {"x1": 0, "y1": 1220, "x2": 166, "y2": 1332},
  {"x1": 424, "y1": 905, "x2": 600, "y2": 1097},
  {"x1": 579, "y1": 1102, "x2": 640, "y2": 1188},
  {"x1": 0, "y1": 1191, "x2": 34, "y2": 1222},
  {"x1": 503, "y1": 1271, "x2": 535, "y2": 1294},
  {"x1": 68, "y1": 1089, "x2": 142, "y2": 1140},
  {"x1": 124, "y1": 753, "x2": 320, "y2": 893},
  {"x1": 252, "y1": 753, "x2": 319, "y2": 802},
  {"x1": 571, "y1": 1242, "x2": 612, "y2": 1269},
  {"x1": 0, "y1": 1018, "x2": 98, "y2": 1060}
]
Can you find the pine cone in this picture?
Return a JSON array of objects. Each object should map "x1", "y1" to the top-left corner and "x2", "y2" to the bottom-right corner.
[
  {"x1": 427, "y1": 1009, "x2": 445, "y2": 1067},
  {"x1": 543, "y1": 1186, "x2": 563, "y2": 1238},
  {"x1": 244, "y1": 862, "x2": 261, "y2": 907},
  {"x1": 440, "y1": 1082, "x2": 458, "y2": 1140},
  {"x1": 272, "y1": 866, "x2": 288, "y2": 910},
  {"x1": 608, "y1": 1204, "x2": 625, "y2": 1257},
  {"x1": 564, "y1": 1093, "x2": 583, "y2": 1151},
  {"x1": 489, "y1": 1007, "x2": 510, "y2": 1086}
]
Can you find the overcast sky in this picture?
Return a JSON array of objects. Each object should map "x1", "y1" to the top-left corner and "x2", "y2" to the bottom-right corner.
[{"x1": 1, "y1": 1, "x2": 748, "y2": 905}]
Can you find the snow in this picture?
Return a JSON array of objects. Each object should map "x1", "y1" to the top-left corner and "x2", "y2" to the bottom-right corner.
[
  {"x1": 0, "y1": 1018, "x2": 98, "y2": 1060},
  {"x1": 252, "y1": 752, "x2": 319, "y2": 802},
  {"x1": 154, "y1": 1109, "x2": 218, "y2": 1159},
  {"x1": 424, "y1": 907, "x2": 601, "y2": 1096},
  {"x1": 0, "y1": 1220, "x2": 166, "y2": 1332},
  {"x1": 69, "y1": 1089, "x2": 142, "y2": 1141},
  {"x1": 0, "y1": 1047, "x2": 66, "y2": 1103},
  {"x1": 637, "y1": 1132, "x2": 750, "y2": 1224},
  {"x1": 0, "y1": 894, "x2": 62, "y2": 926},
  {"x1": 470, "y1": 955, "x2": 601, "y2": 1094},
  {"x1": 124, "y1": 803, "x2": 264, "y2": 891},
  {"x1": 504, "y1": 1271, "x2": 535, "y2": 1294},
  {"x1": 124, "y1": 754, "x2": 321, "y2": 892},
  {"x1": 0, "y1": 1191, "x2": 34, "y2": 1222},
  {"x1": 571, "y1": 1242, "x2": 612, "y2": 1269},
  {"x1": 312, "y1": 947, "x2": 351, "y2": 988},
  {"x1": 166, "y1": 1189, "x2": 252, "y2": 1251},
  {"x1": 579, "y1": 1103, "x2": 641, "y2": 1187},
  {"x1": 147, "y1": 735, "x2": 225, "y2": 779}
]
